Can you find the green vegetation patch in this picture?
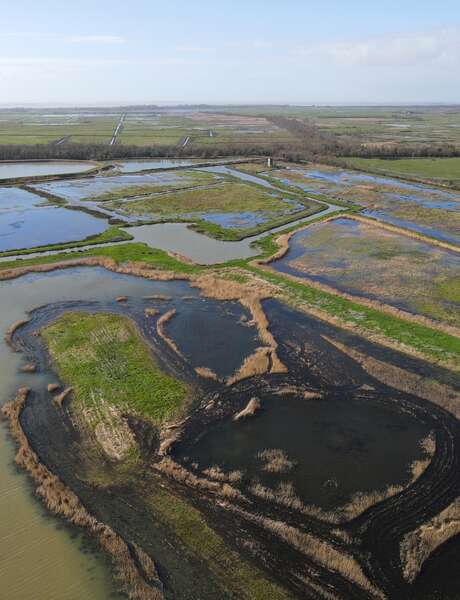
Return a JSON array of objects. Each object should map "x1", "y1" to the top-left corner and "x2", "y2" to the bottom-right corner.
[
  {"x1": 147, "y1": 485, "x2": 290, "y2": 600},
  {"x1": 42, "y1": 312, "x2": 188, "y2": 423},
  {"x1": 108, "y1": 181, "x2": 304, "y2": 216},
  {"x1": 0, "y1": 242, "x2": 204, "y2": 274}
]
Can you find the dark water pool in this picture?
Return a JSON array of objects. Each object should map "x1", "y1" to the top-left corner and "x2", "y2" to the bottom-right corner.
[
  {"x1": 178, "y1": 391, "x2": 428, "y2": 509},
  {"x1": 165, "y1": 298, "x2": 260, "y2": 378}
]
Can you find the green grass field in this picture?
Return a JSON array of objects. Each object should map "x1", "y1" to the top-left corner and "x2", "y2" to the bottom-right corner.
[
  {"x1": 346, "y1": 157, "x2": 460, "y2": 184},
  {"x1": 43, "y1": 312, "x2": 188, "y2": 424},
  {"x1": 108, "y1": 181, "x2": 305, "y2": 216}
]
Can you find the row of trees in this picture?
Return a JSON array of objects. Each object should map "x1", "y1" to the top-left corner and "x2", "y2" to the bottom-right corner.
[
  {"x1": 268, "y1": 116, "x2": 460, "y2": 159},
  {"x1": 0, "y1": 116, "x2": 458, "y2": 162}
]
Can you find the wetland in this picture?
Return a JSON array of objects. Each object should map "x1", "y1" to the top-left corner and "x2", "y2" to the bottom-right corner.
[{"x1": 0, "y1": 156, "x2": 459, "y2": 600}]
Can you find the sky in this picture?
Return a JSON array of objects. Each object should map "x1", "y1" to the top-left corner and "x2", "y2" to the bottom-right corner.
[{"x1": 1, "y1": 0, "x2": 459, "y2": 105}]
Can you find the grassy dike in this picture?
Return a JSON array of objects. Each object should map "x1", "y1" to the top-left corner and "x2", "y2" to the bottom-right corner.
[
  {"x1": 42, "y1": 312, "x2": 188, "y2": 424},
  {"x1": 0, "y1": 226, "x2": 133, "y2": 258}
]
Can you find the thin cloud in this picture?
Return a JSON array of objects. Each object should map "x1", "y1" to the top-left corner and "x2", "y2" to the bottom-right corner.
[
  {"x1": 0, "y1": 32, "x2": 126, "y2": 44},
  {"x1": 294, "y1": 27, "x2": 460, "y2": 68}
]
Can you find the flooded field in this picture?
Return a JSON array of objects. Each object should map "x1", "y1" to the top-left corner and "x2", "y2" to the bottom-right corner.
[
  {"x1": 108, "y1": 182, "x2": 308, "y2": 230},
  {"x1": 32, "y1": 171, "x2": 206, "y2": 203},
  {"x1": 0, "y1": 187, "x2": 107, "y2": 252},
  {"x1": 0, "y1": 161, "x2": 95, "y2": 180},
  {"x1": 271, "y1": 217, "x2": 460, "y2": 327},
  {"x1": 271, "y1": 164, "x2": 460, "y2": 244}
]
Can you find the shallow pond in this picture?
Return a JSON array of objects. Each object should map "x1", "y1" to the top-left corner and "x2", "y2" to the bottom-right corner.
[
  {"x1": 0, "y1": 161, "x2": 95, "y2": 180},
  {"x1": 115, "y1": 158, "x2": 221, "y2": 173},
  {"x1": 272, "y1": 217, "x2": 460, "y2": 327},
  {"x1": 32, "y1": 172, "x2": 190, "y2": 203},
  {"x1": 0, "y1": 188, "x2": 108, "y2": 252},
  {"x1": 273, "y1": 165, "x2": 460, "y2": 243},
  {"x1": 181, "y1": 391, "x2": 428, "y2": 509}
]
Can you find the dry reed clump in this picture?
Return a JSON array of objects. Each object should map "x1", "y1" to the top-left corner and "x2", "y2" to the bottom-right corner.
[
  {"x1": 1, "y1": 388, "x2": 163, "y2": 600},
  {"x1": 195, "y1": 366, "x2": 219, "y2": 381},
  {"x1": 257, "y1": 449, "x2": 296, "y2": 473},
  {"x1": 203, "y1": 465, "x2": 243, "y2": 483},
  {"x1": 156, "y1": 309, "x2": 183, "y2": 357},
  {"x1": 53, "y1": 387, "x2": 73, "y2": 409},
  {"x1": 47, "y1": 383, "x2": 60, "y2": 393},
  {"x1": 145, "y1": 308, "x2": 159, "y2": 317},
  {"x1": 156, "y1": 457, "x2": 245, "y2": 501},
  {"x1": 272, "y1": 385, "x2": 322, "y2": 399},
  {"x1": 227, "y1": 348, "x2": 271, "y2": 385},
  {"x1": 228, "y1": 503, "x2": 384, "y2": 599},
  {"x1": 4, "y1": 318, "x2": 30, "y2": 347},
  {"x1": 400, "y1": 497, "x2": 460, "y2": 583},
  {"x1": 233, "y1": 397, "x2": 261, "y2": 421},
  {"x1": 250, "y1": 481, "x2": 305, "y2": 512},
  {"x1": 324, "y1": 336, "x2": 460, "y2": 421}
]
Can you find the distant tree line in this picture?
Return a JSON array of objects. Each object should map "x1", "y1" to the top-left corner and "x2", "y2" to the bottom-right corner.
[
  {"x1": 0, "y1": 116, "x2": 458, "y2": 163},
  {"x1": 267, "y1": 116, "x2": 460, "y2": 159}
]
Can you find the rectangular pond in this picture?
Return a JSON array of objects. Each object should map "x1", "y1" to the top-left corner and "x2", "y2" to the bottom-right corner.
[
  {"x1": 0, "y1": 161, "x2": 95, "y2": 180},
  {"x1": 0, "y1": 187, "x2": 108, "y2": 252}
]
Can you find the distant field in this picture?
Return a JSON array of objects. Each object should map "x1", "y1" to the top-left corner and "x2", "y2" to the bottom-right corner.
[{"x1": 346, "y1": 157, "x2": 460, "y2": 185}]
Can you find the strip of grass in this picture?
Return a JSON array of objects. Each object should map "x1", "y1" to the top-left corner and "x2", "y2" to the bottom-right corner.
[
  {"x1": 247, "y1": 266, "x2": 460, "y2": 367},
  {"x1": 346, "y1": 157, "x2": 460, "y2": 186},
  {"x1": 147, "y1": 486, "x2": 290, "y2": 600},
  {"x1": 43, "y1": 312, "x2": 188, "y2": 424},
  {"x1": 0, "y1": 227, "x2": 133, "y2": 258},
  {"x1": 0, "y1": 242, "x2": 204, "y2": 274}
]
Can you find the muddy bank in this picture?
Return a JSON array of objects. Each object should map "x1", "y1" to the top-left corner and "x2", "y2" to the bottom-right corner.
[{"x1": 1, "y1": 388, "x2": 164, "y2": 600}]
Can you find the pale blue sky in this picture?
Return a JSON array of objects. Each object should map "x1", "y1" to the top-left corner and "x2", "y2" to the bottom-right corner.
[{"x1": 1, "y1": 0, "x2": 459, "y2": 104}]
